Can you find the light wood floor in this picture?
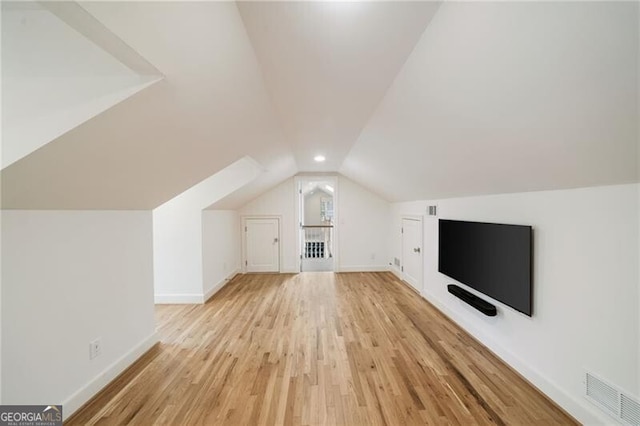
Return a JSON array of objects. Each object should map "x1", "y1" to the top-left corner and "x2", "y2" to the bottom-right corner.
[{"x1": 68, "y1": 272, "x2": 576, "y2": 425}]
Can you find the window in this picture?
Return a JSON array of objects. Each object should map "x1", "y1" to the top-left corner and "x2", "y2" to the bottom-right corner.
[{"x1": 320, "y1": 198, "x2": 333, "y2": 223}]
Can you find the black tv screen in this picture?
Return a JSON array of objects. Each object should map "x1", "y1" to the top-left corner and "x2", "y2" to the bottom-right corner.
[{"x1": 438, "y1": 219, "x2": 533, "y2": 316}]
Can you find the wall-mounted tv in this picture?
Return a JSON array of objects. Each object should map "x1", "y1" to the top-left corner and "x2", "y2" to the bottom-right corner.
[{"x1": 438, "y1": 219, "x2": 533, "y2": 316}]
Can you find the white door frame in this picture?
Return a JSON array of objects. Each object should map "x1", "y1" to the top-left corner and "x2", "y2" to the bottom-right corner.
[
  {"x1": 294, "y1": 175, "x2": 339, "y2": 272},
  {"x1": 401, "y1": 216, "x2": 424, "y2": 292},
  {"x1": 241, "y1": 215, "x2": 282, "y2": 273}
]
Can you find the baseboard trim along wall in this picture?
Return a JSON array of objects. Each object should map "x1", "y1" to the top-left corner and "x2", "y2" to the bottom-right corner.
[
  {"x1": 388, "y1": 265, "x2": 403, "y2": 281},
  {"x1": 204, "y1": 269, "x2": 240, "y2": 302},
  {"x1": 157, "y1": 269, "x2": 241, "y2": 304},
  {"x1": 62, "y1": 331, "x2": 159, "y2": 421},
  {"x1": 419, "y1": 289, "x2": 611, "y2": 425},
  {"x1": 154, "y1": 293, "x2": 205, "y2": 304},
  {"x1": 338, "y1": 265, "x2": 390, "y2": 273}
]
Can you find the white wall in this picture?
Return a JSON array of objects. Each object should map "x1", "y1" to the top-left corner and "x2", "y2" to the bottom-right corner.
[
  {"x1": 636, "y1": 8, "x2": 639, "y2": 393},
  {"x1": 1, "y1": 210, "x2": 157, "y2": 419},
  {"x1": 240, "y1": 178, "x2": 297, "y2": 273},
  {"x1": 239, "y1": 175, "x2": 390, "y2": 273},
  {"x1": 153, "y1": 208, "x2": 202, "y2": 302},
  {"x1": 153, "y1": 157, "x2": 261, "y2": 303},
  {"x1": 1, "y1": 6, "x2": 3, "y2": 401},
  {"x1": 389, "y1": 183, "x2": 639, "y2": 424},
  {"x1": 337, "y1": 176, "x2": 390, "y2": 272},
  {"x1": 202, "y1": 210, "x2": 241, "y2": 300}
]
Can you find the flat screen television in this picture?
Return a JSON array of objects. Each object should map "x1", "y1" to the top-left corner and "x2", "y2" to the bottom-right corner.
[{"x1": 438, "y1": 219, "x2": 533, "y2": 316}]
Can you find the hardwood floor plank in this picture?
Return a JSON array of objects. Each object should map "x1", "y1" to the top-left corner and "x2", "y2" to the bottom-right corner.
[{"x1": 67, "y1": 272, "x2": 577, "y2": 425}]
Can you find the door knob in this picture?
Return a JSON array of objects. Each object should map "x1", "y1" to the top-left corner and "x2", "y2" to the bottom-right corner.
[
  {"x1": 274, "y1": 238, "x2": 279, "y2": 243},
  {"x1": 413, "y1": 247, "x2": 421, "y2": 253}
]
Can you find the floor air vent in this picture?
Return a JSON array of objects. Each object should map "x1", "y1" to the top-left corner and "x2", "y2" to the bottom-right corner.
[
  {"x1": 585, "y1": 371, "x2": 640, "y2": 425},
  {"x1": 586, "y1": 372, "x2": 619, "y2": 415},
  {"x1": 621, "y1": 394, "x2": 640, "y2": 425}
]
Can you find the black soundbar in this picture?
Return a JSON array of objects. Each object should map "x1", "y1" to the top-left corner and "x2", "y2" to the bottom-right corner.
[{"x1": 447, "y1": 284, "x2": 497, "y2": 317}]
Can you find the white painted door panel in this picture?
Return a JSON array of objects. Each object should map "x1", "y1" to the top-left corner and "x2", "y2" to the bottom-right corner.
[
  {"x1": 402, "y1": 218, "x2": 423, "y2": 292},
  {"x1": 245, "y1": 218, "x2": 279, "y2": 272}
]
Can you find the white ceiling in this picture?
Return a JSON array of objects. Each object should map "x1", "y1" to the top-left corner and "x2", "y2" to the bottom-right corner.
[
  {"x1": 1, "y1": 1, "x2": 638, "y2": 209},
  {"x1": 1, "y1": 2, "x2": 161, "y2": 168},
  {"x1": 301, "y1": 180, "x2": 334, "y2": 196},
  {"x1": 341, "y1": 1, "x2": 639, "y2": 201},
  {"x1": 237, "y1": 1, "x2": 440, "y2": 172},
  {"x1": 2, "y1": 1, "x2": 294, "y2": 209}
]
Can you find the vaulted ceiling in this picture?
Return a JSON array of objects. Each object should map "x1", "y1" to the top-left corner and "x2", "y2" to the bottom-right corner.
[
  {"x1": 2, "y1": 1, "x2": 638, "y2": 209},
  {"x1": 237, "y1": 1, "x2": 440, "y2": 172},
  {"x1": 342, "y1": 1, "x2": 640, "y2": 201}
]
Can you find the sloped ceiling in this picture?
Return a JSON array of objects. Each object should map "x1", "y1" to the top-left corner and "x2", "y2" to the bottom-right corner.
[
  {"x1": 2, "y1": 1, "x2": 638, "y2": 210},
  {"x1": 1, "y1": 1, "x2": 294, "y2": 209},
  {"x1": 341, "y1": 1, "x2": 639, "y2": 202},
  {"x1": 1, "y1": 1, "x2": 162, "y2": 168},
  {"x1": 237, "y1": 1, "x2": 440, "y2": 172}
]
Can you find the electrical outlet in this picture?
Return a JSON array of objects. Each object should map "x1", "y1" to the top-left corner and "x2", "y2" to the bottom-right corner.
[
  {"x1": 89, "y1": 338, "x2": 102, "y2": 360},
  {"x1": 370, "y1": 253, "x2": 376, "y2": 260}
]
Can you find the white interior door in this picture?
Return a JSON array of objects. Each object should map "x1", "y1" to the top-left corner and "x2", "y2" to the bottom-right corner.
[
  {"x1": 245, "y1": 218, "x2": 279, "y2": 272},
  {"x1": 402, "y1": 218, "x2": 423, "y2": 292}
]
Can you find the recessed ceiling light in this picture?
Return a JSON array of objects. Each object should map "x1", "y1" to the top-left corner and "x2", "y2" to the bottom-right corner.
[{"x1": 314, "y1": 155, "x2": 326, "y2": 163}]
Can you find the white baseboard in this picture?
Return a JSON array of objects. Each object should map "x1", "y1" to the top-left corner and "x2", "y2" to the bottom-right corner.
[
  {"x1": 204, "y1": 269, "x2": 239, "y2": 302},
  {"x1": 154, "y1": 293, "x2": 204, "y2": 304},
  {"x1": 418, "y1": 289, "x2": 610, "y2": 425},
  {"x1": 63, "y1": 331, "x2": 159, "y2": 420},
  {"x1": 156, "y1": 270, "x2": 241, "y2": 304},
  {"x1": 338, "y1": 265, "x2": 390, "y2": 273},
  {"x1": 388, "y1": 265, "x2": 403, "y2": 280}
]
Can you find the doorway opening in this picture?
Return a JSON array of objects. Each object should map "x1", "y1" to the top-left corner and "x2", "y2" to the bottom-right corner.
[{"x1": 297, "y1": 177, "x2": 337, "y2": 272}]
